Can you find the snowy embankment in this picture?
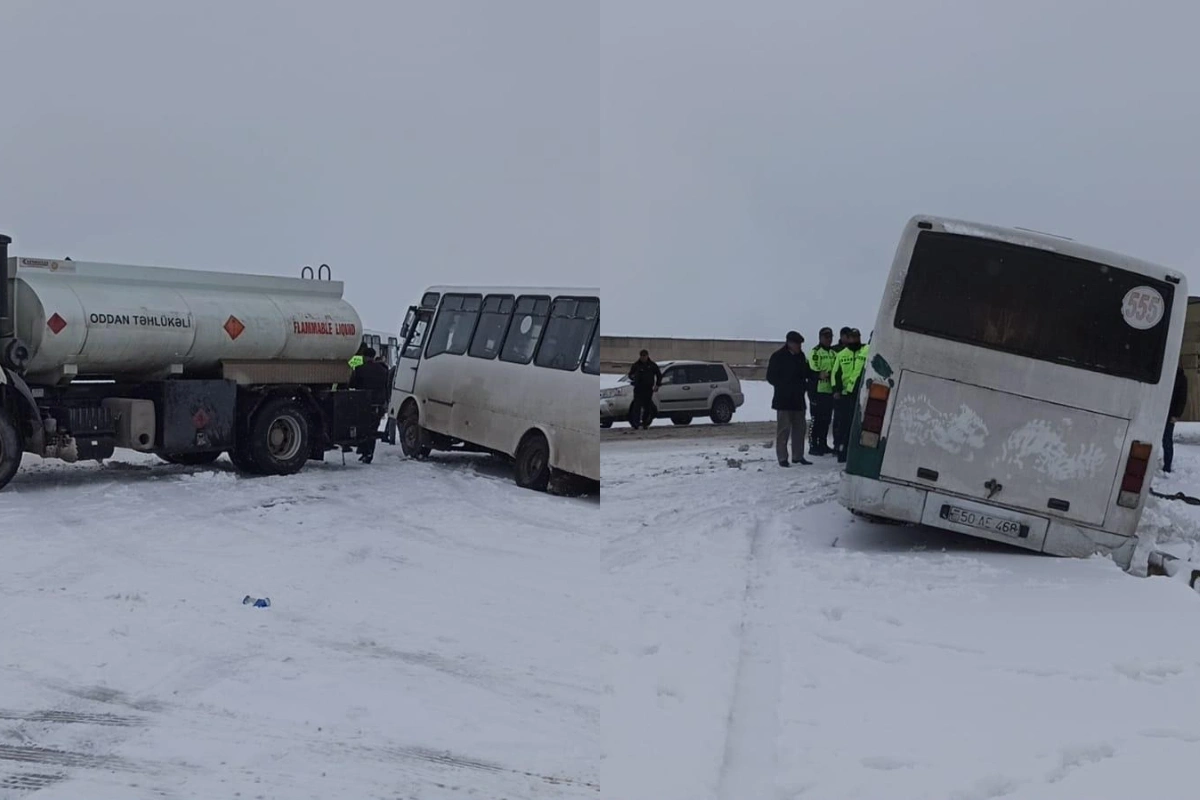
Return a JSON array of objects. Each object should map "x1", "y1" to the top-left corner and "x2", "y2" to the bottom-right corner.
[
  {"x1": 600, "y1": 432, "x2": 1200, "y2": 800},
  {"x1": 601, "y1": 374, "x2": 776, "y2": 424},
  {"x1": 0, "y1": 445, "x2": 600, "y2": 799}
]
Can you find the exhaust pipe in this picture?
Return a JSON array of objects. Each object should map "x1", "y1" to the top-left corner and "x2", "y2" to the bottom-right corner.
[{"x1": 0, "y1": 233, "x2": 10, "y2": 335}]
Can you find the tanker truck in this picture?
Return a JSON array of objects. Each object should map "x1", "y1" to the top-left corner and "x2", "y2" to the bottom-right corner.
[{"x1": 0, "y1": 233, "x2": 382, "y2": 491}]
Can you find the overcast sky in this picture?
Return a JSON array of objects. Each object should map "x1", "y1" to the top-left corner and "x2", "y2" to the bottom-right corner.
[{"x1": 3, "y1": 1, "x2": 1198, "y2": 340}]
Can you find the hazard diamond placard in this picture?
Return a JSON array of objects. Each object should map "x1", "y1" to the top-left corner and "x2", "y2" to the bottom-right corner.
[{"x1": 224, "y1": 315, "x2": 245, "y2": 340}]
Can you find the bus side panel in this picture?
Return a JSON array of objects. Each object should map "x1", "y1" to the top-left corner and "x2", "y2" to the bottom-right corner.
[
  {"x1": 413, "y1": 352, "x2": 459, "y2": 435},
  {"x1": 445, "y1": 357, "x2": 598, "y2": 481}
]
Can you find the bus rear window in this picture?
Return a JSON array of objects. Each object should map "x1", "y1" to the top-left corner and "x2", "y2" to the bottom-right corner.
[{"x1": 895, "y1": 231, "x2": 1173, "y2": 384}]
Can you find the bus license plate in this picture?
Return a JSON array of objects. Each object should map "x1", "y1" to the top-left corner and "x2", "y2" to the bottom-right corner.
[{"x1": 939, "y1": 504, "x2": 1029, "y2": 539}]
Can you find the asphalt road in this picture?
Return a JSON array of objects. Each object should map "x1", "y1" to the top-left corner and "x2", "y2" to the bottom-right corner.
[{"x1": 601, "y1": 420, "x2": 777, "y2": 443}]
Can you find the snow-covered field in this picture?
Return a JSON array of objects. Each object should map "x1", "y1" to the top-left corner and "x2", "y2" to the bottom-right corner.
[
  {"x1": 0, "y1": 444, "x2": 599, "y2": 799},
  {"x1": 601, "y1": 428, "x2": 1200, "y2": 800},
  {"x1": 601, "y1": 374, "x2": 775, "y2": 424}
]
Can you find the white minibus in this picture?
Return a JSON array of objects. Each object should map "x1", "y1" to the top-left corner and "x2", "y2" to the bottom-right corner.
[{"x1": 389, "y1": 287, "x2": 599, "y2": 490}]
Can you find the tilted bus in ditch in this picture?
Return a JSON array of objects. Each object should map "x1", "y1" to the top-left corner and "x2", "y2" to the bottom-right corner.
[
  {"x1": 839, "y1": 216, "x2": 1186, "y2": 569},
  {"x1": 389, "y1": 287, "x2": 599, "y2": 491}
]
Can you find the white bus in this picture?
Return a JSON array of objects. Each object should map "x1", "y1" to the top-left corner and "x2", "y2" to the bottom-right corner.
[
  {"x1": 839, "y1": 216, "x2": 1187, "y2": 568},
  {"x1": 361, "y1": 329, "x2": 401, "y2": 368},
  {"x1": 389, "y1": 286, "x2": 599, "y2": 490}
]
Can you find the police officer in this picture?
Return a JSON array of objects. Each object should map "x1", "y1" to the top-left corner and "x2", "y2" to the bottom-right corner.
[
  {"x1": 807, "y1": 327, "x2": 839, "y2": 456},
  {"x1": 627, "y1": 350, "x2": 662, "y2": 429},
  {"x1": 831, "y1": 328, "x2": 869, "y2": 463},
  {"x1": 350, "y1": 347, "x2": 391, "y2": 463}
]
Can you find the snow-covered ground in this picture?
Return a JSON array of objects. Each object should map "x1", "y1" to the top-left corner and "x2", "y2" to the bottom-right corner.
[
  {"x1": 0, "y1": 445, "x2": 600, "y2": 799},
  {"x1": 601, "y1": 428, "x2": 1200, "y2": 800},
  {"x1": 601, "y1": 374, "x2": 775, "y2": 424}
]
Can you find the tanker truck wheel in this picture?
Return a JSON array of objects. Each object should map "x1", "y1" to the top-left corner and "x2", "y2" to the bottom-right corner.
[
  {"x1": 0, "y1": 407, "x2": 23, "y2": 491},
  {"x1": 159, "y1": 451, "x2": 222, "y2": 467},
  {"x1": 227, "y1": 444, "x2": 264, "y2": 476},
  {"x1": 246, "y1": 398, "x2": 310, "y2": 476}
]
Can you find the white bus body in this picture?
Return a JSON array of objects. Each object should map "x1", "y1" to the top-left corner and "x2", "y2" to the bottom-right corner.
[
  {"x1": 839, "y1": 216, "x2": 1187, "y2": 567},
  {"x1": 389, "y1": 286, "x2": 599, "y2": 490}
]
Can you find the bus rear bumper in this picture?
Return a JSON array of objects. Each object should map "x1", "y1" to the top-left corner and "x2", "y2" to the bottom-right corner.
[
  {"x1": 838, "y1": 473, "x2": 1139, "y2": 567},
  {"x1": 838, "y1": 473, "x2": 927, "y2": 525}
]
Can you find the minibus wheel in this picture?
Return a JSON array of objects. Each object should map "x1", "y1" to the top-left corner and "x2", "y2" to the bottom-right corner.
[
  {"x1": 515, "y1": 431, "x2": 551, "y2": 491},
  {"x1": 400, "y1": 405, "x2": 431, "y2": 459}
]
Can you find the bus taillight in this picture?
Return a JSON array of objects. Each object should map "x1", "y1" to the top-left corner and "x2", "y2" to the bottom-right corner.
[
  {"x1": 859, "y1": 382, "x2": 890, "y2": 448},
  {"x1": 1117, "y1": 441, "x2": 1153, "y2": 508}
]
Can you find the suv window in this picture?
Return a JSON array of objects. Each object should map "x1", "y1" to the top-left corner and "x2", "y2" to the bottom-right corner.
[
  {"x1": 702, "y1": 364, "x2": 728, "y2": 383},
  {"x1": 535, "y1": 297, "x2": 600, "y2": 372},
  {"x1": 500, "y1": 295, "x2": 551, "y2": 364},
  {"x1": 426, "y1": 294, "x2": 482, "y2": 358},
  {"x1": 468, "y1": 295, "x2": 515, "y2": 360},
  {"x1": 662, "y1": 366, "x2": 689, "y2": 384},
  {"x1": 896, "y1": 231, "x2": 1173, "y2": 383}
]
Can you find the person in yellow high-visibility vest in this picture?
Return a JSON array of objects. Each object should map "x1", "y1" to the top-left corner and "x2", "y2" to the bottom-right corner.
[
  {"x1": 336, "y1": 344, "x2": 369, "y2": 392},
  {"x1": 831, "y1": 328, "x2": 869, "y2": 463},
  {"x1": 807, "y1": 326, "x2": 839, "y2": 457}
]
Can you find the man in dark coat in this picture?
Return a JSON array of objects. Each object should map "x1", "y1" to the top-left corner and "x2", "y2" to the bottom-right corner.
[
  {"x1": 1164, "y1": 366, "x2": 1188, "y2": 473},
  {"x1": 626, "y1": 350, "x2": 662, "y2": 429},
  {"x1": 350, "y1": 348, "x2": 391, "y2": 463},
  {"x1": 767, "y1": 331, "x2": 815, "y2": 467}
]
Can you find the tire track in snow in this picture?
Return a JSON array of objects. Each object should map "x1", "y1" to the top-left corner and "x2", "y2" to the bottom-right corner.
[{"x1": 715, "y1": 515, "x2": 784, "y2": 800}]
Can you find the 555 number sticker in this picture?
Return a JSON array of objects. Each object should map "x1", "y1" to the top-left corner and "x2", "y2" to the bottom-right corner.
[{"x1": 1122, "y1": 286, "x2": 1165, "y2": 330}]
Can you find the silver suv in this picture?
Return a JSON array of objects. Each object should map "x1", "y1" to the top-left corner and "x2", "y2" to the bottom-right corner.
[{"x1": 600, "y1": 360, "x2": 745, "y2": 428}]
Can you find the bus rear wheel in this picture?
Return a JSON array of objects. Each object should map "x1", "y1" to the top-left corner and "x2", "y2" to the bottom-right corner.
[
  {"x1": 0, "y1": 407, "x2": 23, "y2": 491},
  {"x1": 515, "y1": 431, "x2": 551, "y2": 492}
]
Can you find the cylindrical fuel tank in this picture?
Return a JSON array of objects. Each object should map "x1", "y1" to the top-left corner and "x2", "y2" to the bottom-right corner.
[{"x1": 12, "y1": 258, "x2": 363, "y2": 381}]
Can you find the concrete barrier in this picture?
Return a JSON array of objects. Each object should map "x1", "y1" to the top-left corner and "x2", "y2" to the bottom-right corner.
[{"x1": 601, "y1": 336, "x2": 781, "y2": 380}]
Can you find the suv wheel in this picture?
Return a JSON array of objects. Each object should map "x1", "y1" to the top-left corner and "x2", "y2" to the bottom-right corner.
[
  {"x1": 710, "y1": 396, "x2": 735, "y2": 424},
  {"x1": 670, "y1": 414, "x2": 693, "y2": 425}
]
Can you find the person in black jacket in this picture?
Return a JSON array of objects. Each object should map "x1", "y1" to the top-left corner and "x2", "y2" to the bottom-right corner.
[
  {"x1": 350, "y1": 348, "x2": 391, "y2": 463},
  {"x1": 1164, "y1": 366, "x2": 1188, "y2": 473},
  {"x1": 627, "y1": 350, "x2": 663, "y2": 429},
  {"x1": 767, "y1": 331, "x2": 815, "y2": 467}
]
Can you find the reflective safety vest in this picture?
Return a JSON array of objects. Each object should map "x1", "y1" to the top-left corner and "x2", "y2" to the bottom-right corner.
[
  {"x1": 349, "y1": 355, "x2": 365, "y2": 369},
  {"x1": 833, "y1": 345, "x2": 869, "y2": 395},
  {"x1": 808, "y1": 346, "x2": 839, "y2": 394}
]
